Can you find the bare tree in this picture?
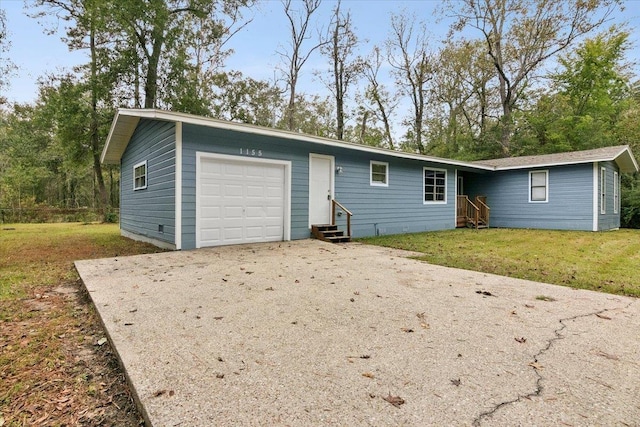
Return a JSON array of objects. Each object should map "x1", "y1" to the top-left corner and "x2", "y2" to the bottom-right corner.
[
  {"x1": 278, "y1": 0, "x2": 327, "y2": 131},
  {"x1": 387, "y1": 13, "x2": 433, "y2": 154},
  {"x1": 362, "y1": 46, "x2": 396, "y2": 148},
  {"x1": 447, "y1": 0, "x2": 621, "y2": 155},
  {"x1": 318, "y1": 1, "x2": 364, "y2": 140},
  {"x1": 0, "y1": 9, "x2": 16, "y2": 105}
]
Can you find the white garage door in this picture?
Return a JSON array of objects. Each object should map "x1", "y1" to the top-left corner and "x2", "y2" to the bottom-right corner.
[{"x1": 197, "y1": 155, "x2": 287, "y2": 247}]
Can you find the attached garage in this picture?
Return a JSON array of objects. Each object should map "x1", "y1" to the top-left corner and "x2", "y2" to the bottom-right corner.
[
  {"x1": 102, "y1": 109, "x2": 639, "y2": 251},
  {"x1": 196, "y1": 153, "x2": 291, "y2": 248}
]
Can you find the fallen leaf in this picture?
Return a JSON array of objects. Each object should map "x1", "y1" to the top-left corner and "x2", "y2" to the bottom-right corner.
[
  {"x1": 595, "y1": 313, "x2": 612, "y2": 320},
  {"x1": 475, "y1": 290, "x2": 494, "y2": 296},
  {"x1": 153, "y1": 390, "x2": 167, "y2": 397},
  {"x1": 362, "y1": 372, "x2": 375, "y2": 378},
  {"x1": 416, "y1": 312, "x2": 426, "y2": 320},
  {"x1": 216, "y1": 373, "x2": 225, "y2": 379},
  {"x1": 97, "y1": 337, "x2": 107, "y2": 346},
  {"x1": 515, "y1": 337, "x2": 527, "y2": 343},
  {"x1": 265, "y1": 286, "x2": 274, "y2": 291},
  {"x1": 382, "y1": 393, "x2": 405, "y2": 408},
  {"x1": 528, "y1": 362, "x2": 544, "y2": 370},
  {"x1": 450, "y1": 378, "x2": 461, "y2": 386},
  {"x1": 594, "y1": 350, "x2": 619, "y2": 360},
  {"x1": 420, "y1": 322, "x2": 430, "y2": 329},
  {"x1": 401, "y1": 328, "x2": 414, "y2": 333}
]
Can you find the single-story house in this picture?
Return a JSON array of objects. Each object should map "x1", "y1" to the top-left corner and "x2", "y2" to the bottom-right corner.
[{"x1": 101, "y1": 109, "x2": 639, "y2": 250}]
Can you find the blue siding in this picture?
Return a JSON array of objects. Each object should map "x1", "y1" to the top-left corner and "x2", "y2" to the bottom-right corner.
[
  {"x1": 119, "y1": 117, "x2": 627, "y2": 250},
  {"x1": 121, "y1": 119, "x2": 176, "y2": 245},
  {"x1": 180, "y1": 124, "x2": 456, "y2": 249},
  {"x1": 332, "y1": 150, "x2": 455, "y2": 237},
  {"x1": 478, "y1": 164, "x2": 595, "y2": 230},
  {"x1": 598, "y1": 161, "x2": 621, "y2": 230}
]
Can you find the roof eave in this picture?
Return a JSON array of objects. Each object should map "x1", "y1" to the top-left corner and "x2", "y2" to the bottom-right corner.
[
  {"x1": 101, "y1": 109, "x2": 142, "y2": 165},
  {"x1": 613, "y1": 146, "x2": 639, "y2": 173},
  {"x1": 100, "y1": 109, "x2": 495, "y2": 171},
  {"x1": 488, "y1": 146, "x2": 639, "y2": 173}
]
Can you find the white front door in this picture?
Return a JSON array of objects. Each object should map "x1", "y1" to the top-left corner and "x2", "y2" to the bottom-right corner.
[{"x1": 309, "y1": 154, "x2": 334, "y2": 226}]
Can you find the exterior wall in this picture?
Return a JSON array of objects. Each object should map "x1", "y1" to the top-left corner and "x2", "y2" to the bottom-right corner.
[
  {"x1": 121, "y1": 119, "x2": 176, "y2": 247},
  {"x1": 181, "y1": 124, "x2": 310, "y2": 250},
  {"x1": 180, "y1": 123, "x2": 456, "y2": 249},
  {"x1": 597, "y1": 161, "x2": 621, "y2": 230},
  {"x1": 332, "y1": 148, "x2": 456, "y2": 237},
  {"x1": 477, "y1": 163, "x2": 595, "y2": 230}
]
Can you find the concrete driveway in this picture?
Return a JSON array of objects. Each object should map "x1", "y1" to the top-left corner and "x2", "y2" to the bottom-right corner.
[{"x1": 75, "y1": 240, "x2": 640, "y2": 426}]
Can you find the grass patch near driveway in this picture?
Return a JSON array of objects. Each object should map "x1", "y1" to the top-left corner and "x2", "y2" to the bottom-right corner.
[
  {"x1": 360, "y1": 228, "x2": 640, "y2": 297},
  {"x1": 0, "y1": 223, "x2": 163, "y2": 426}
]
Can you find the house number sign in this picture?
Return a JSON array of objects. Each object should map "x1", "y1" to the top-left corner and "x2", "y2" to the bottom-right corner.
[{"x1": 240, "y1": 148, "x2": 263, "y2": 157}]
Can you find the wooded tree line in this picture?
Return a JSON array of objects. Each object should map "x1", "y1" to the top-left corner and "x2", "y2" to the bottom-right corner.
[{"x1": 1, "y1": 0, "x2": 639, "y2": 226}]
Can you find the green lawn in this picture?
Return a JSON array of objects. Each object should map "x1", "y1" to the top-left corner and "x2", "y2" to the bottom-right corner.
[{"x1": 360, "y1": 228, "x2": 640, "y2": 297}]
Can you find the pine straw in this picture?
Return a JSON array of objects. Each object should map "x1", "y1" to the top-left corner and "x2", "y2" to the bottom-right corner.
[
  {"x1": 0, "y1": 223, "x2": 163, "y2": 426},
  {"x1": 1, "y1": 282, "x2": 142, "y2": 426}
]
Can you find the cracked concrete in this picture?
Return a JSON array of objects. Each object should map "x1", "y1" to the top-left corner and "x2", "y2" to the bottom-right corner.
[
  {"x1": 75, "y1": 240, "x2": 640, "y2": 426},
  {"x1": 474, "y1": 299, "x2": 639, "y2": 426}
]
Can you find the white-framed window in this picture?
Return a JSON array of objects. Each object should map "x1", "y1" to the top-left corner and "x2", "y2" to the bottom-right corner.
[
  {"x1": 613, "y1": 171, "x2": 619, "y2": 214},
  {"x1": 424, "y1": 168, "x2": 447, "y2": 203},
  {"x1": 370, "y1": 161, "x2": 389, "y2": 186},
  {"x1": 133, "y1": 160, "x2": 147, "y2": 190},
  {"x1": 600, "y1": 167, "x2": 606, "y2": 214},
  {"x1": 529, "y1": 170, "x2": 548, "y2": 203}
]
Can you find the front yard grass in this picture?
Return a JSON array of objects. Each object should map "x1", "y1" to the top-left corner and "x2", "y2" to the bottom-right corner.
[
  {"x1": 0, "y1": 223, "x2": 164, "y2": 426},
  {"x1": 360, "y1": 228, "x2": 640, "y2": 297}
]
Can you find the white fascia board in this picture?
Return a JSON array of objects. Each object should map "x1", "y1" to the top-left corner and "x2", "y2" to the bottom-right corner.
[
  {"x1": 592, "y1": 163, "x2": 599, "y2": 231},
  {"x1": 493, "y1": 146, "x2": 639, "y2": 173},
  {"x1": 494, "y1": 159, "x2": 602, "y2": 171},
  {"x1": 108, "y1": 109, "x2": 494, "y2": 171}
]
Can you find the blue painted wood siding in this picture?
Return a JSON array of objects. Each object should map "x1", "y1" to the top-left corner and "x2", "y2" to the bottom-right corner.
[
  {"x1": 477, "y1": 163, "x2": 595, "y2": 230},
  {"x1": 331, "y1": 148, "x2": 455, "y2": 236},
  {"x1": 598, "y1": 161, "x2": 621, "y2": 230},
  {"x1": 180, "y1": 123, "x2": 456, "y2": 248},
  {"x1": 121, "y1": 119, "x2": 176, "y2": 245}
]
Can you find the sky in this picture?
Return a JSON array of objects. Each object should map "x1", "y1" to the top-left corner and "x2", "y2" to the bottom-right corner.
[{"x1": 2, "y1": 0, "x2": 640, "y2": 106}]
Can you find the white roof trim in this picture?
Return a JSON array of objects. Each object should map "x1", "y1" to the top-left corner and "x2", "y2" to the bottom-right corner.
[
  {"x1": 102, "y1": 109, "x2": 639, "y2": 173},
  {"x1": 101, "y1": 108, "x2": 494, "y2": 170},
  {"x1": 476, "y1": 146, "x2": 639, "y2": 173}
]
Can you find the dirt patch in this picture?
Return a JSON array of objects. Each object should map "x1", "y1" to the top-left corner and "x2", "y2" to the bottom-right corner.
[
  {"x1": 0, "y1": 224, "x2": 162, "y2": 426},
  {"x1": 1, "y1": 279, "x2": 143, "y2": 426}
]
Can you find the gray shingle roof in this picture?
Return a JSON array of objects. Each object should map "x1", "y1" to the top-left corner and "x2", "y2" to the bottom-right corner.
[{"x1": 473, "y1": 145, "x2": 639, "y2": 173}]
